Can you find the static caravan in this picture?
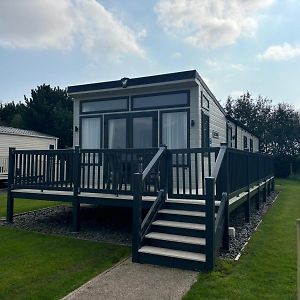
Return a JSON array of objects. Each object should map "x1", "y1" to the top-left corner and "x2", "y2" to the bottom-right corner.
[
  {"x1": 68, "y1": 70, "x2": 259, "y2": 194},
  {"x1": 5, "y1": 70, "x2": 274, "y2": 272},
  {"x1": 69, "y1": 70, "x2": 258, "y2": 152},
  {"x1": 0, "y1": 126, "x2": 58, "y2": 177}
]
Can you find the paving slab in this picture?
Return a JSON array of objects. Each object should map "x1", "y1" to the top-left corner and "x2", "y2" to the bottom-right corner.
[{"x1": 62, "y1": 258, "x2": 198, "y2": 300}]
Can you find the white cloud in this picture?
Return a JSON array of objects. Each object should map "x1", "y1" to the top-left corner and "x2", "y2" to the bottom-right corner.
[
  {"x1": 257, "y1": 43, "x2": 300, "y2": 61},
  {"x1": 230, "y1": 64, "x2": 245, "y2": 71},
  {"x1": 0, "y1": 0, "x2": 145, "y2": 60},
  {"x1": 154, "y1": 0, "x2": 275, "y2": 48}
]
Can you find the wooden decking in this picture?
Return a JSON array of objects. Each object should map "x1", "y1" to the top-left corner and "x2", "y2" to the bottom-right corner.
[{"x1": 11, "y1": 176, "x2": 274, "y2": 212}]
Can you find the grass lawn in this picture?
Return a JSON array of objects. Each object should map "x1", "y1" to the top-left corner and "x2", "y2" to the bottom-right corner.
[
  {"x1": 0, "y1": 193, "x2": 66, "y2": 217},
  {"x1": 184, "y1": 178, "x2": 299, "y2": 300},
  {"x1": 0, "y1": 227, "x2": 130, "y2": 300}
]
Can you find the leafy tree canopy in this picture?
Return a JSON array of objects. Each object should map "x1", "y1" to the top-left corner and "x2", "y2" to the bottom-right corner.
[{"x1": 0, "y1": 84, "x2": 73, "y2": 148}]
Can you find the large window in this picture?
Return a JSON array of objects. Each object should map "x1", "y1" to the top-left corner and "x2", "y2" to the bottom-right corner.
[
  {"x1": 201, "y1": 112, "x2": 210, "y2": 148},
  {"x1": 81, "y1": 117, "x2": 101, "y2": 149},
  {"x1": 132, "y1": 91, "x2": 189, "y2": 110},
  {"x1": 81, "y1": 97, "x2": 128, "y2": 114},
  {"x1": 161, "y1": 111, "x2": 188, "y2": 149}
]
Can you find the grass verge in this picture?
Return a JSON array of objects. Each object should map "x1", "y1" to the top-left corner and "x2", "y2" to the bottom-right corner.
[
  {"x1": 0, "y1": 226, "x2": 130, "y2": 300},
  {"x1": 0, "y1": 193, "x2": 66, "y2": 217},
  {"x1": 184, "y1": 178, "x2": 298, "y2": 300}
]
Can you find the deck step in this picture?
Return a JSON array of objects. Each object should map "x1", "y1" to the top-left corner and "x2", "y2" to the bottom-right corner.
[
  {"x1": 139, "y1": 246, "x2": 206, "y2": 262},
  {"x1": 158, "y1": 209, "x2": 205, "y2": 217},
  {"x1": 152, "y1": 220, "x2": 205, "y2": 230},
  {"x1": 167, "y1": 198, "x2": 221, "y2": 206},
  {"x1": 145, "y1": 232, "x2": 206, "y2": 245}
]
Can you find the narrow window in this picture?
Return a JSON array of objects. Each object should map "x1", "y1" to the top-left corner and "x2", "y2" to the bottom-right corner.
[
  {"x1": 201, "y1": 112, "x2": 210, "y2": 148},
  {"x1": 250, "y1": 139, "x2": 253, "y2": 152},
  {"x1": 243, "y1": 136, "x2": 248, "y2": 151},
  {"x1": 81, "y1": 117, "x2": 101, "y2": 149}
]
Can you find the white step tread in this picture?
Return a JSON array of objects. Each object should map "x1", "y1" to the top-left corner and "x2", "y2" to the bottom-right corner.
[
  {"x1": 145, "y1": 232, "x2": 206, "y2": 245},
  {"x1": 152, "y1": 220, "x2": 206, "y2": 230},
  {"x1": 139, "y1": 246, "x2": 206, "y2": 262},
  {"x1": 167, "y1": 198, "x2": 221, "y2": 206},
  {"x1": 158, "y1": 209, "x2": 205, "y2": 217}
]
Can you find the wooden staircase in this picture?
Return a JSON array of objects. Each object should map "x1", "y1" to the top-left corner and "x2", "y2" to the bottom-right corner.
[{"x1": 138, "y1": 198, "x2": 220, "y2": 271}]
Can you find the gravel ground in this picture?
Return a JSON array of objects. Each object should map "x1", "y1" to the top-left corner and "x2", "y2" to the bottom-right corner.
[
  {"x1": 0, "y1": 191, "x2": 278, "y2": 259},
  {"x1": 0, "y1": 205, "x2": 132, "y2": 245},
  {"x1": 220, "y1": 191, "x2": 278, "y2": 259}
]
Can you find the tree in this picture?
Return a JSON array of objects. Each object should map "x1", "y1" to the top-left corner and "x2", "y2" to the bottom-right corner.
[
  {"x1": 23, "y1": 84, "x2": 73, "y2": 148},
  {"x1": 226, "y1": 93, "x2": 300, "y2": 177}
]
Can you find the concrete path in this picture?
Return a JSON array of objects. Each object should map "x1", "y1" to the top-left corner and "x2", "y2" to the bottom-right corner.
[{"x1": 62, "y1": 258, "x2": 198, "y2": 300}]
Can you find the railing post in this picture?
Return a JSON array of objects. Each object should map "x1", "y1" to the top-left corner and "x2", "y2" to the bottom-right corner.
[
  {"x1": 72, "y1": 146, "x2": 80, "y2": 232},
  {"x1": 205, "y1": 177, "x2": 215, "y2": 270},
  {"x1": 245, "y1": 152, "x2": 251, "y2": 222},
  {"x1": 256, "y1": 155, "x2": 260, "y2": 210},
  {"x1": 132, "y1": 172, "x2": 143, "y2": 263},
  {"x1": 6, "y1": 147, "x2": 16, "y2": 223},
  {"x1": 159, "y1": 145, "x2": 168, "y2": 199}
]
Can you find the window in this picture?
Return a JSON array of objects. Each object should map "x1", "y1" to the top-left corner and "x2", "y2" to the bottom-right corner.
[
  {"x1": 227, "y1": 126, "x2": 233, "y2": 148},
  {"x1": 201, "y1": 112, "x2": 210, "y2": 148},
  {"x1": 201, "y1": 92, "x2": 209, "y2": 110},
  {"x1": 250, "y1": 139, "x2": 253, "y2": 152},
  {"x1": 161, "y1": 111, "x2": 188, "y2": 149},
  {"x1": 81, "y1": 117, "x2": 101, "y2": 149},
  {"x1": 81, "y1": 97, "x2": 128, "y2": 114},
  {"x1": 243, "y1": 136, "x2": 248, "y2": 151},
  {"x1": 132, "y1": 91, "x2": 189, "y2": 110}
]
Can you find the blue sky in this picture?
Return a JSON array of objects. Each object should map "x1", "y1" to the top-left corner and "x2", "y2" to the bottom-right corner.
[{"x1": 0, "y1": 0, "x2": 300, "y2": 109}]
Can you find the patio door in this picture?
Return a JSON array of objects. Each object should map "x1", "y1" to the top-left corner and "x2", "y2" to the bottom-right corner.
[
  {"x1": 104, "y1": 112, "x2": 158, "y2": 149},
  {"x1": 103, "y1": 112, "x2": 158, "y2": 190}
]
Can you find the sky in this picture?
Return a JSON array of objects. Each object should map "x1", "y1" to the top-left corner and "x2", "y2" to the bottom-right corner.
[{"x1": 0, "y1": 0, "x2": 300, "y2": 109}]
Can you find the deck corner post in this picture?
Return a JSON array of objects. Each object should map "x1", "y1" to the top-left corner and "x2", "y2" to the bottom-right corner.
[
  {"x1": 72, "y1": 146, "x2": 80, "y2": 232},
  {"x1": 205, "y1": 176, "x2": 215, "y2": 270},
  {"x1": 132, "y1": 172, "x2": 143, "y2": 263},
  {"x1": 6, "y1": 147, "x2": 16, "y2": 223}
]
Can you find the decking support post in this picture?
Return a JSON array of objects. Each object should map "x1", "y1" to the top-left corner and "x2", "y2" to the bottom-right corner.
[
  {"x1": 205, "y1": 177, "x2": 215, "y2": 270},
  {"x1": 132, "y1": 172, "x2": 143, "y2": 263},
  {"x1": 6, "y1": 147, "x2": 16, "y2": 223},
  {"x1": 72, "y1": 146, "x2": 80, "y2": 232}
]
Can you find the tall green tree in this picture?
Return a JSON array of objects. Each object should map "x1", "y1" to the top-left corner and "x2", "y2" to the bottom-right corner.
[
  {"x1": 226, "y1": 93, "x2": 300, "y2": 176},
  {"x1": 23, "y1": 84, "x2": 73, "y2": 148}
]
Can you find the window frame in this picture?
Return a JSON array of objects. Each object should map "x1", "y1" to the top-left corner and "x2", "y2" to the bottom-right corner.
[
  {"x1": 131, "y1": 90, "x2": 190, "y2": 111},
  {"x1": 201, "y1": 110, "x2": 210, "y2": 148},
  {"x1": 201, "y1": 91, "x2": 210, "y2": 111},
  {"x1": 243, "y1": 135, "x2": 248, "y2": 151},
  {"x1": 250, "y1": 138, "x2": 253, "y2": 152},
  {"x1": 79, "y1": 115, "x2": 103, "y2": 149},
  {"x1": 80, "y1": 96, "x2": 129, "y2": 115},
  {"x1": 159, "y1": 108, "x2": 190, "y2": 149}
]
